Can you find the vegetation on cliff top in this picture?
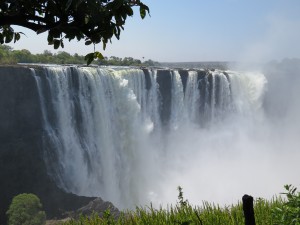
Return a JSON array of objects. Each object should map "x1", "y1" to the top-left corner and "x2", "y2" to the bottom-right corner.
[{"x1": 0, "y1": 44, "x2": 160, "y2": 66}]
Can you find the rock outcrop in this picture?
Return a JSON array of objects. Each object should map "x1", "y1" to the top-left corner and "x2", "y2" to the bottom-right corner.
[{"x1": 73, "y1": 197, "x2": 120, "y2": 219}]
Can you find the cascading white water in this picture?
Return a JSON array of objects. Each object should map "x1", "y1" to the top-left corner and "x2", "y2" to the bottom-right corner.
[
  {"x1": 183, "y1": 71, "x2": 200, "y2": 125},
  {"x1": 33, "y1": 66, "x2": 273, "y2": 209}
]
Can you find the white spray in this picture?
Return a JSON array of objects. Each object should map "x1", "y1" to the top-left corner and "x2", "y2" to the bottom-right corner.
[{"x1": 32, "y1": 65, "x2": 299, "y2": 209}]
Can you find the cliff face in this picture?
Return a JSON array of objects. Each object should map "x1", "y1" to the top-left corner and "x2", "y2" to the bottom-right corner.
[
  {"x1": 0, "y1": 66, "x2": 93, "y2": 224},
  {"x1": 0, "y1": 66, "x2": 41, "y2": 140}
]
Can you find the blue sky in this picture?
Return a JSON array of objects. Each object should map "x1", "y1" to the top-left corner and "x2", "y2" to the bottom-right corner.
[{"x1": 8, "y1": 0, "x2": 300, "y2": 62}]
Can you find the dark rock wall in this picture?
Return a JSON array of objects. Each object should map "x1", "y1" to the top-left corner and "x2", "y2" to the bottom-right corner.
[
  {"x1": 142, "y1": 68, "x2": 152, "y2": 90},
  {"x1": 156, "y1": 70, "x2": 172, "y2": 128},
  {"x1": 0, "y1": 67, "x2": 42, "y2": 140},
  {"x1": 178, "y1": 69, "x2": 189, "y2": 93}
]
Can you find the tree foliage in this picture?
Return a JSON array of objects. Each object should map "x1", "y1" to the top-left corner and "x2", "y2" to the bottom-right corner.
[
  {"x1": 6, "y1": 193, "x2": 46, "y2": 225},
  {"x1": 0, "y1": 0, "x2": 149, "y2": 64},
  {"x1": 272, "y1": 185, "x2": 300, "y2": 225},
  {"x1": 0, "y1": 44, "x2": 160, "y2": 66}
]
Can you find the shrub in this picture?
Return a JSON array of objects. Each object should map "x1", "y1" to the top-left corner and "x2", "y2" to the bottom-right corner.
[
  {"x1": 272, "y1": 185, "x2": 300, "y2": 225},
  {"x1": 6, "y1": 193, "x2": 46, "y2": 225}
]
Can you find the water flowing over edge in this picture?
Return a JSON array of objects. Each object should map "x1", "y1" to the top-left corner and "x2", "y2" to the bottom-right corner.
[{"x1": 31, "y1": 66, "x2": 271, "y2": 208}]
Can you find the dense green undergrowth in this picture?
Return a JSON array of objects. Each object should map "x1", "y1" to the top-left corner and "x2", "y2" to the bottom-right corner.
[
  {"x1": 6, "y1": 185, "x2": 300, "y2": 225},
  {"x1": 63, "y1": 185, "x2": 300, "y2": 225},
  {"x1": 63, "y1": 198, "x2": 283, "y2": 225}
]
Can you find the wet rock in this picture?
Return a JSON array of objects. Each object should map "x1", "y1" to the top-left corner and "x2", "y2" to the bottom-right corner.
[{"x1": 72, "y1": 197, "x2": 120, "y2": 219}]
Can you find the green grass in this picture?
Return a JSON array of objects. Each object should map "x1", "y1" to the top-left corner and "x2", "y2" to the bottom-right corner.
[
  {"x1": 63, "y1": 196, "x2": 284, "y2": 225},
  {"x1": 63, "y1": 185, "x2": 300, "y2": 225}
]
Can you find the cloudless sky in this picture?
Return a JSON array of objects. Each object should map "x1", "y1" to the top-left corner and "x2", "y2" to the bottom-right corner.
[{"x1": 8, "y1": 0, "x2": 300, "y2": 62}]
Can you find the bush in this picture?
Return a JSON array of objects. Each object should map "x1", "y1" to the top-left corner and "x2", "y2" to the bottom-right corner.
[
  {"x1": 272, "y1": 185, "x2": 300, "y2": 225},
  {"x1": 6, "y1": 193, "x2": 46, "y2": 225}
]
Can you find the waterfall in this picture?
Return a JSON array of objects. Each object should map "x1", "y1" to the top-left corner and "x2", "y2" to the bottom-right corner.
[{"x1": 32, "y1": 66, "x2": 267, "y2": 208}]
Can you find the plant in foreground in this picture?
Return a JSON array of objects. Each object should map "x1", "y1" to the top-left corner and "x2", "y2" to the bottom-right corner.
[
  {"x1": 64, "y1": 186, "x2": 294, "y2": 225},
  {"x1": 272, "y1": 184, "x2": 300, "y2": 225},
  {"x1": 6, "y1": 193, "x2": 46, "y2": 225}
]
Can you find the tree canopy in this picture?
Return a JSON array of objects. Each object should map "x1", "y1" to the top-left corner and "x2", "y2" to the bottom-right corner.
[
  {"x1": 6, "y1": 193, "x2": 46, "y2": 225},
  {"x1": 0, "y1": 44, "x2": 160, "y2": 66},
  {"x1": 0, "y1": 0, "x2": 149, "y2": 64}
]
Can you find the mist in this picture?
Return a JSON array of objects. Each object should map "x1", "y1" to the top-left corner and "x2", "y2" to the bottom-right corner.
[
  {"x1": 145, "y1": 59, "x2": 300, "y2": 208},
  {"x1": 126, "y1": 64, "x2": 299, "y2": 207},
  {"x1": 162, "y1": 5, "x2": 300, "y2": 206}
]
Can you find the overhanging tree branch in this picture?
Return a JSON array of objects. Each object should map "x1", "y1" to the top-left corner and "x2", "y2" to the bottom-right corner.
[{"x1": 0, "y1": 0, "x2": 150, "y2": 65}]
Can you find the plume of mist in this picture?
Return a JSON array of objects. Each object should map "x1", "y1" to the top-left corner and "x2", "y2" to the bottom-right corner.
[{"x1": 145, "y1": 60, "x2": 300, "y2": 207}]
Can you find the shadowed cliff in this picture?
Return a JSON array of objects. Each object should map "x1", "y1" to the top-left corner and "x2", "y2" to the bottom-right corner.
[{"x1": 0, "y1": 66, "x2": 94, "y2": 224}]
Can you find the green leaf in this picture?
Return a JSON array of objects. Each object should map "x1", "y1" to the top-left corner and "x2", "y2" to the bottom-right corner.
[
  {"x1": 60, "y1": 40, "x2": 64, "y2": 48},
  {"x1": 50, "y1": 29, "x2": 61, "y2": 38},
  {"x1": 5, "y1": 33, "x2": 13, "y2": 43},
  {"x1": 125, "y1": 5, "x2": 133, "y2": 16},
  {"x1": 76, "y1": 33, "x2": 83, "y2": 41},
  {"x1": 0, "y1": 33, "x2": 3, "y2": 44},
  {"x1": 94, "y1": 51, "x2": 104, "y2": 60},
  {"x1": 85, "y1": 40, "x2": 92, "y2": 45},
  {"x1": 85, "y1": 53, "x2": 95, "y2": 65},
  {"x1": 139, "y1": 4, "x2": 149, "y2": 19},
  {"x1": 37, "y1": 28, "x2": 47, "y2": 34},
  {"x1": 47, "y1": 34, "x2": 54, "y2": 44},
  {"x1": 14, "y1": 33, "x2": 21, "y2": 43},
  {"x1": 84, "y1": 16, "x2": 90, "y2": 24},
  {"x1": 113, "y1": 26, "x2": 121, "y2": 40},
  {"x1": 84, "y1": 52, "x2": 104, "y2": 65},
  {"x1": 112, "y1": 0, "x2": 123, "y2": 10},
  {"x1": 53, "y1": 39, "x2": 60, "y2": 49}
]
